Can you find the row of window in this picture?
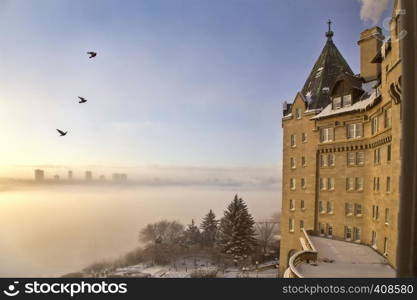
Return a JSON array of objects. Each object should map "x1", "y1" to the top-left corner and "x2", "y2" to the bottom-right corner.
[
  {"x1": 290, "y1": 157, "x2": 307, "y2": 169},
  {"x1": 319, "y1": 177, "x2": 335, "y2": 191},
  {"x1": 290, "y1": 199, "x2": 390, "y2": 225},
  {"x1": 373, "y1": 176, "x2": 392, "y2": 192},
  {"x1": 371, "y1": 231, "x2": 389, "y2": 255},
  {"x1": 290, "y1": 176, "x2": 393, "y2": 192},
  {"x1": 290, "y1": 133, "x2": 307, "y2": 147},
  {"x1": 290, "y1": 178, "x2": 307, "y2": 190},
  {"x1": 344, "y1": 203, "x2": 363, "y2": 216},
  {"x1": 332, "y1": 94, "x2": 352, "y2": 109},
  {"x1": 290, "y1": 219, "x2": 389, "y2": 255},
  {"x1": 372, "y1": 205, "x2": 390, "y2": 224},
  {"x1": 318, "y1": 109, "x2": 392, "y2": 144},
  {"x1": 291, "y1": 145, "x2": 392, "y2": 170},
  {"x1": 288, "y1": 218, "x2": 304, "y2": 232},
  {"x1": 319, "y1": 201, "x2": 334, "y2": 214},
  {"x1": 289, "y1": 199, "x2": 305, "y2": 211}
]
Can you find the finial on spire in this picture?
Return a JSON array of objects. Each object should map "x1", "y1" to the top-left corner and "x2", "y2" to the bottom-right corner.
[{"x1": 326, "y1": 19, "x2": 334, "y2": 40}]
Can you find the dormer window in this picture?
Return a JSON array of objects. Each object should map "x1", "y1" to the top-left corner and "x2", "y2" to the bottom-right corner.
[
  {"x1": 333, "y1": 97, "x2": 342, "y2": 109},
  {"x1": 343, "y1": 94, "x2": 352, "y2": 106}
]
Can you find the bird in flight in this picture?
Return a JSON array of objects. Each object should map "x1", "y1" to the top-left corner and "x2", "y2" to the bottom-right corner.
[
  {"x1": 78, "y1": 96, "x2": 87, "y2": 103},
  {"x1": 56, "y1": 129, "x2": 68, "y2": 136},
  {"x1": 87, "y1": 51, "x2": 97, "y2": 58}
]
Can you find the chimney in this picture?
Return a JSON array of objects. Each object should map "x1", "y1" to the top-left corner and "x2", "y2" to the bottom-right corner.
[{"x1": 357, "y1": 26, "x2": 384, "y2": 82}]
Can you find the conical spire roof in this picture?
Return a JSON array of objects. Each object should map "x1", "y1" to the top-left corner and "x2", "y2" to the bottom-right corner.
[{"x1": 301, "y1": 22, "x2": 354, "y2": 110}]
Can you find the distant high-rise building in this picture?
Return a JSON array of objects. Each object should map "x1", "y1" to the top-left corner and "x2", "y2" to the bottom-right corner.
[
  {"x1": 34, "y1": 169, "x2": 45, "y2": 181},
  {"x1": 112, "y1": 173, "x2": 128, "y2": 182},
  {"x1": 85, "y1": 171, "x2": 93, "y2": 181},
  {"x1": 53, "y1": 175, "x2": 60, "y2": 181},
  {"x1": 68, "y1": 170, "x2": 73, "y2": 181}
]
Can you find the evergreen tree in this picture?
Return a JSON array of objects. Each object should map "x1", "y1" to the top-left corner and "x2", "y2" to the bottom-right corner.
[
  {"x1": 218, "y1": 195, "x2": 257, "y2": 261},
  {"x1": 184, "y1": 219, "x2": 201, "y2": 246},
  {"x1": 200, "y1": 209, "x2": 218, "y2": 247}
]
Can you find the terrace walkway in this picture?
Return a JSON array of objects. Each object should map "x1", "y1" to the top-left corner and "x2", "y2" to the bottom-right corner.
[{"x1": 295, "y1": 236, "x2": 395, "y2": 278}]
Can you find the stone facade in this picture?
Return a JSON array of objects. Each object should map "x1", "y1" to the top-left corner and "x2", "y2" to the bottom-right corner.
[{"x1": 279, "y1": 1, "x2": 402, "y2": 275}]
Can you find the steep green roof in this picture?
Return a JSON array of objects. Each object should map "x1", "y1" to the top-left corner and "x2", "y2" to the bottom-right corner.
[{"x1": 301, "y1": 26, "x2": 354, "y2": 110}]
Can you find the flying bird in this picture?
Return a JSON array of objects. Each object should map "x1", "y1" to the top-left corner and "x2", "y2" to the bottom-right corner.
[
  {"x1": 78, "y1": 96, "x2": 87, "y2": 103},
  {"x1": 56, "y1": 129, "x2": 68, "y2": 136},
  {"x1": 87, "y1": 51, "x2": 97, "y2": 58}
]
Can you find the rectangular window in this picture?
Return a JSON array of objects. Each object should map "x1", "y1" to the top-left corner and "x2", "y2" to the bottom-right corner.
[
  {"x1": 327, "y1": 224, "x2": 333, "y2": 237},
  {"x1": 372, "y1": 231, "x2": 377, "y2": 247},
  {"x1": 320, "y1": 127, "x2": 334, "y2": 143},
  {"x1": 384, "y1": 237, "x2": 389, "y2": 255},
  {"x1": 357, "y1": 151, "x2": 365, "y2": 165},
  {"x1": 327, "y1": 177, "x2": 334, "y2": 190},
  {"x1": 387, "y1": 144, "x2": 392, "y2": 161},
  {"x1": 319, "y1": 201, "x2": 325, "y2": 213},
  {"x1": 355, "y1": 203, "x2": 363, "y2": 216},
  {"x1": 354, "y1": 227, "x2": 361, "y2": 242},
  {"x1": 346, "y1": 177, "x2": 355, "y2": 191},
  {"x1": 290, "y1": 134, "x2": 296, "y2": 147},
  {"x1": 301, "y1": 133, "x2": 307, "y2": 143},
  {"x1": 327, "y1": 201, "x2": 333, "y2": 214},
  {"x1": 347, "y1": 123, "x2": 363, "y2": 139},
  {"x1": 290, "y1": 157, "x2": 296, "y2": 169},
  {"x1": 347, "y1": 152, "x2": 356, "y2": 166},
  {"x1": 386, "y1": 176, "x2": 391, "y2": 192},
  {"x1": 328, "y1": 154, "x2": 335, "y2": 166},
  {"x1": 301, "y1": 156, "x2": 306, "y2": 167},
  {"x1": 333, "y1": 97, "x2": 342, "y2": 109},
  {"x1": 345, "y1": 226, "x2": 352, "y2": 240},
  {"x1": 300, "y1": 220, "x2": 304, "y2": 231},
  {"x1": 300, "y1": 200, "x2": 305, "y2": 210},
  {"x1": 289, "y1": 219, "x2": 295, "y2": 232},
  {"x1": 343, "y1": 94, "x2": 352, "y2": 107},
  {"x1": 356, "y1": 177, "x2": 364, "y2": 191},
  {"x1": 289, "y1": 199, "x2": 295, "y2": 211},
  {"x1": 372, "y1": 205, "x2": 380, "y2": 220},
  {"x1": 319, "y1": 223, "x2": 325, "y2": 235},
  {"x1": 385, "y1": 208, "x2": 390, "y2": 224},
  {"x1": 384, "y1": 108, "x2": 392, "y2": 129},
  {"x1": 301, "y1": 178, "x2": 306, "y2": 189},
  {"x1": 371, "y1": 116, "x2": 379, "y2": 135},
  {"x1": 345, "y1": 203, "x2": 353, "y2": 215},
  {"x1": 320, "y1": 154, "x2": 327, "y2": 167},
  {"x1": 290, "y1": 178, "x2": 296, "y2": 190},
  {"x1": 374, "y1": 148, "x2": 381, "y2": 164},
  {"x1": 320, "y1": 178, "x2": 326, "y2": 191}
]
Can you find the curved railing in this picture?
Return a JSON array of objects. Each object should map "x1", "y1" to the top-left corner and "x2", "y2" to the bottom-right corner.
[{"x1": 284, "y1": 229, "x2": 318, "y2": 278}]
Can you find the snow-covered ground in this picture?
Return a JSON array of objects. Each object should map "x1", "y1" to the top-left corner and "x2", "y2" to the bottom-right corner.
[{"x1": 107, "y1": 256, "x2": 278, "y2": 278}]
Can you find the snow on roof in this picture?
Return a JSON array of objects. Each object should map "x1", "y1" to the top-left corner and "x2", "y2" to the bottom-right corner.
[
  {"x1": 361, "y1": 80, "x2": 378, "y2": 96},
  {"x1": 311, "y1": 91, "x2": 379, "y2": 120}
]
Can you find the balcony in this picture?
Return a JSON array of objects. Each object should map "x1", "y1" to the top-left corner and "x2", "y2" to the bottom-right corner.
[{"x1": 284, "y1": 231, "x2": 395, "y2": 278}]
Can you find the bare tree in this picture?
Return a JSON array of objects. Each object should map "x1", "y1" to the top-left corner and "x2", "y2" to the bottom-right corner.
[
  {"x1": 255, "y1": 221, "x2": 277, "y2": 255},
  {"x1": 139, "y1": 220, "x2": 184, "y2": 245}
]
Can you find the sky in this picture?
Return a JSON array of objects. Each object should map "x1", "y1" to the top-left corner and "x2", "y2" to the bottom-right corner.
[{"x1": 0, "y1": 0, "x2": 393, "y2": 178}]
